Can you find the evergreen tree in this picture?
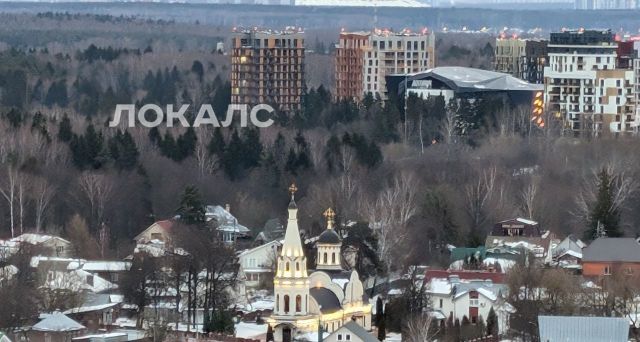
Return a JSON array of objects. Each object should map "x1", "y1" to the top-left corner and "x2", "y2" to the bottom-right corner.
[
  {"x1": 375, "y1": 297, "x2": 384, "y2": 327},
  {"x1": 222, "y1": 130, "x2": 244, "y2": 180},
  {"x1": 109, "y1": 130, "x2": 139, "y2": 170},
  {"x1": 176, "y1": 127, "x2": 197, "y2": 160},
  {"x1": 191, "y1": 60, "x2": 205, "y2": 82},
  {"x1": 176, "y1": 185, "x2": 205, "y2": 225},
  {"x1": 240, "y1": 128, "x2": 263, "y2": 169},
  {"x1": 585, "y1": 168, "x2": 622, "y2": 240},
  {"x1": 208, "y1": 127, "x2": 226, "y2": 158},
  {"x1": 377, "y1": 306, "x2": 386, "y2": 341},
  {"x1": 266, "y1": 325, "x2": 274, "y2": 342},
  {"x1": 204, "y1": 309, "x2": 235, "y2": 334},
  {"x1": 486, "y1": 307, "x2": 498, "y2": 336}
]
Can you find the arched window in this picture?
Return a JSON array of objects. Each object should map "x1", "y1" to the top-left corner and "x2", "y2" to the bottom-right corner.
[
  {"x1": 296, "y1": 262, "x2": 300, "y2": 271},
  {"x1": 286, "y1": 262, "x2": 290, "y2": 272},
  {"x1": 332, "y1": 253, "x2": 336, "y2": 264},
  {"x1": 276, "y1": 295, "x2": 280, "y2": 311},
  {"x1": 284, "y1": 295, "x2": 290, "y2": 313},
  {"x1": 296, "y1": 295, "x2": 302, "y2": 312},
  {"x1": 323, "y1": 253, "x2": 328, "y2": 264}
]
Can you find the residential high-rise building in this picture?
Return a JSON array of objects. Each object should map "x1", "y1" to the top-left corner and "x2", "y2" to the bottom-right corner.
[
  {"x1": 231, "y1": 28, "x2": 305, "y2": 114},
  {"x1": 335, "y1": 29, "x2": 435, "y2": 101},
  {"x1": 634, "y1": 41, "x2": 640, "y2": 132},
  {"x1": 495, "y1": 37, "x2": 548, "y2": 84},
  {"x1": 544, "y1": 29, "x2": 637, "y2": 136}
]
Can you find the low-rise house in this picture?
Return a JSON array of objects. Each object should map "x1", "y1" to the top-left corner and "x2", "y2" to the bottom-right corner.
[
  {"x1": 323, "y1": 321, "x2": 377, "y2": 342},
  {"x1": 29, "y1": 312, "x2": 86, "y2": 342},
  {"x1": 68, "y1": 260, "x2": 131, "y2": 284},
  {"x1": 31, "y1": 256, "x2": 117, "y2": 293},
  {"x1": 492, "y1": 218, "x2": 541, "y2": 237},
  {"x1": 485, "y1": 234, "x2": 554, "y2": 265},
  {"x1": 426, "y1": 275, "x2": 513, "y2": 335},
  {"x1": 133, "y1": 220, "x2": 176, "y2": 245},
  {"x1": 582, "y1": 237, "x2": 640, "y2": 277},
  {"x1": 538, "y1": 315, "x2": 629, "y2": 342},
  {"x1": 64, "y1": 293, "x2": 124, "y2": 331},
  {"x1": 255, "y1": 218, "x2": 285, "y2": 245},
  {"x1": 0, "y1": 233, "x2": 72, "y2": 260},
  {"x1": 551, "y1": 235, "x2": 585, "y2": 270},
  {"x1": 206, "y1": 205, "x2": 252, "y2": 243},
  {"x1": 238, "y1": 240, "x2": 281, "y2": 290}
]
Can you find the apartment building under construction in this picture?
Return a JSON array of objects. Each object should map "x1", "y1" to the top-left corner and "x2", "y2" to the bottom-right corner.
[
  {"x1": 231, "y1": 28, "x2": 305, "y2": 114},
  {"x1": 335, "y1": 29, "x2": 435, "y2": 101},
  {"x1": 543, "y1": 29, "x2": 638, "y2": 136},
  {"x1": 495, "y1": 36, "x2": 548, "y2": 84}
]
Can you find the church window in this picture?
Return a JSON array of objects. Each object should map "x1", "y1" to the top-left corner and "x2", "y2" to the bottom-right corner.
[
  {"x1": 337, "y1": 334, "x2": 343, "y2": 341},
  {"x1": 346, "y1": 334, "x2": 351, "y2": 341},
  {"x1": 296, "y1": 295, "x2": 302, "y2": 312},
  {"x1": 276, "y1": 295, "x2": 279, "y2": 311},
  {"x1": 296, "y1": 262, "x2": 300, "y2": 271},
  {"x1": 284, "y1": 295, "x2": 290, "y2": 313},
  {"x1": 323, "y1": 253, "x2": 328, "y2": 264},
  {"x1": 286, "y1": 262, "x2": 290, "y2": 272},
  {"x1": 332, "y1": 253, "x2": 336, "y2": 264}
]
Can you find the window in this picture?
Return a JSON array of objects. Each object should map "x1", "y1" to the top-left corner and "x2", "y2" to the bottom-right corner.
[
  {"x1": 604, "y1": 266, "x2": 612, "y2": 275},
  {"x1": 346, "y1": 334, "x2": 351, "y2": 340},
  {"x1": 323, "y1": 253, "x2": 328, "y2": 264},
  {"x1": 296, "y1": 262, "x2": 300, "y2": 271},
  {"x1": 286, "y1": 262, "x2": 290, "y2": 272},
  {"x1": 296, "y1": 295, "x2": 302, "y2": 312},
  {"x1": 337, "y1": 334, "x2": 343, "y2": 341},
  {"x1": 56, "y1": 246, "x2": 64, "y2": 256},
  {"x1": 276, "y1": 295, "x2": 279, "y2": 311},
  {"x1": 284, "y1": 295, "x2": 290, "y2": 313},
  {"x1": 332, "y1": 253, "x2": 336, "y2": 264},
  {"x1": 439, "y1": 299, "x2": 443, "y2": 308}
]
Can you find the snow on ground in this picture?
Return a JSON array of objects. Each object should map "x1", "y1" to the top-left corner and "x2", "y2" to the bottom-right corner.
[
  {"x1": 385, "y1": 332, "x2": 401, "y2": 341},
  {"x1": 235, "y1": 322, "x2": 268, "y2": 339}
]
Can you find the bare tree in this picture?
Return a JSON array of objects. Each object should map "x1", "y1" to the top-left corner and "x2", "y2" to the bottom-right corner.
[
  {"x1": 194, "y1": 128, "x2": 217, "y2": 178},
  {"x1": 521, "y1": 177, "x2": 539, "y2": 220},
  {"x1": 32, "y1": 176, "x2": 57, "y2": 233},
  {"x1": 0, "y1": 165, "x2": 21, "y2": 237},
  {"x1": 573, "y1": 163, "x2": 639, "y2": 224},
  {"x1": 362, "y1": 171, "x2": 418, "y2": 274},
  {"x1": 464, "y1": 166, "x2": 497, "y2": 233},
  {"x1": 404, "y1": 314, "x2": 439, "y2": 342},
  {"x1": 76, "y1": 172, "x2": 114, "y2": 229}
]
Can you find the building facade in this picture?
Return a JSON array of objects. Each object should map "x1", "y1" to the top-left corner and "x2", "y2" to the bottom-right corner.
[
  {"x1": 575, "y1": 0, "x2": 638, "y2": 9},
  {"x1": 231, "y1": 28, "x2": 305, "y2": 114},
  {"x1": 544, "y1": 29, "x2": 637, "y2": 136},
  {"x1": 335, "y1": 29, "x2": 435, "y2": 101},
  {"x1": 270, "y1": 186, "x2": 371, "y2": 342},
  {"x1": 495, "y1": 37, "x2": 548, "y2": 84}
]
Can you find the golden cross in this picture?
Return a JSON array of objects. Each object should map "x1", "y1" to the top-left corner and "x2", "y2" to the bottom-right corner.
[
  {"x1": 288, "y1": 183, "x2": 298, "y2": 197},
  {"x1": 323, "y1": 208, "x2": 335, "y2": 221}
]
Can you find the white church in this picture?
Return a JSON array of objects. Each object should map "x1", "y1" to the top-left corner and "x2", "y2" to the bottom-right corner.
[{"x1": 269, "y1": 184, "x2": 372, "y2": 342}]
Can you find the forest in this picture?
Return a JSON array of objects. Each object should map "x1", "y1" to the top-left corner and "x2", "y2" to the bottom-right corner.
[{"x1": 0, "y1": 12, "x2": 639, "y2": 274}]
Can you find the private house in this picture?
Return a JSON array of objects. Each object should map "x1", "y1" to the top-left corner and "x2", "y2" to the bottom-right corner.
[
  {"x1": 238, "y1": 240, "x2": 281, "y2": 290},
  {"x1": 582, "y1": 237, "x2": 640, "y2": 277},
  {"x1": 64, "y1": 293, "x2": 124, "y2": 331},
  {"x1": 538, "y1": 316, "x2": 629, "y2": 342},
  {"x1": 28, "y1": 312, "x2": 86, "y2": 342},
  {"x1": 31, "y1": 256, "x2": 118, "y2": 294},
  {"x1": 68, "y1": 260, "x2": 131, "y2": 284},
  {"x1": 491, "y1": 218, "x2": 541, "y2": 237},
  {"x1": 206, "y1": 205, "x2": 252, "y2": 243},
  {"x1": 0, "y1": 233, "x2": 72, "y2": 260},
  {"x1": 449, "y1": 246, "x2": 520, "y2": 272},
  {"x1": 133, "y1": 220, "x2": 176, "y2": 245},
  {"x1": 323, "y1": 321, "x2": 378, "y2": 342},
  {"x1": 552, "y1": 234, "x2": 586, "y2": 268},
  {"x1": 426, "y1": 275, "x2": 513, "y2": 335}
]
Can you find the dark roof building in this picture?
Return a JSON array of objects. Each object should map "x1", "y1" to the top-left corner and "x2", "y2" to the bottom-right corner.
[
  {"x1": 538, "y1": 316, "x2": 628, "y2": 342},
  {"x1": 582, "y1": 237, "x2": 640, "y2": 263}
]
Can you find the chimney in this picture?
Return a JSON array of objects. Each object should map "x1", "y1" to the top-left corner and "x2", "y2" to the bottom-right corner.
[{"x1": 225, "y1": 203, "x2": 231, "y2": 214}]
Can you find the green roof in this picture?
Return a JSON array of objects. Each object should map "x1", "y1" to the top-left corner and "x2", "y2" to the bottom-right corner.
[{"x1": 450, "y1": 247, "x2": 486, "y2": 262}]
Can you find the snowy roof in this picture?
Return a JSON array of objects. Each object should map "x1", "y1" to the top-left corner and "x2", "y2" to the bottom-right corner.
[
  {"x1": 206, "y1": 205, "x2": 251, "y2": 234},
  {"x1": 395, "y1": 66, "x2": 543, "y2": 95},
  {"x1": 295, "y1": 0, "x2": 427, "y2": 7},
  {"x1": 234, "y1": 322, "x2": 268, "y2": 339},
  {"x1": 558, "y1": 250, "x2": 582, "y2": 259},
  {"x1": 63, "y1": 302, "x2": 119, "y2": 315},
  {"x1": 11, "y1": 233, "x2": 71, "y2": 245},
  {"x1": 32, "y1": 312, "x2": 85, "y2": 332}
]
